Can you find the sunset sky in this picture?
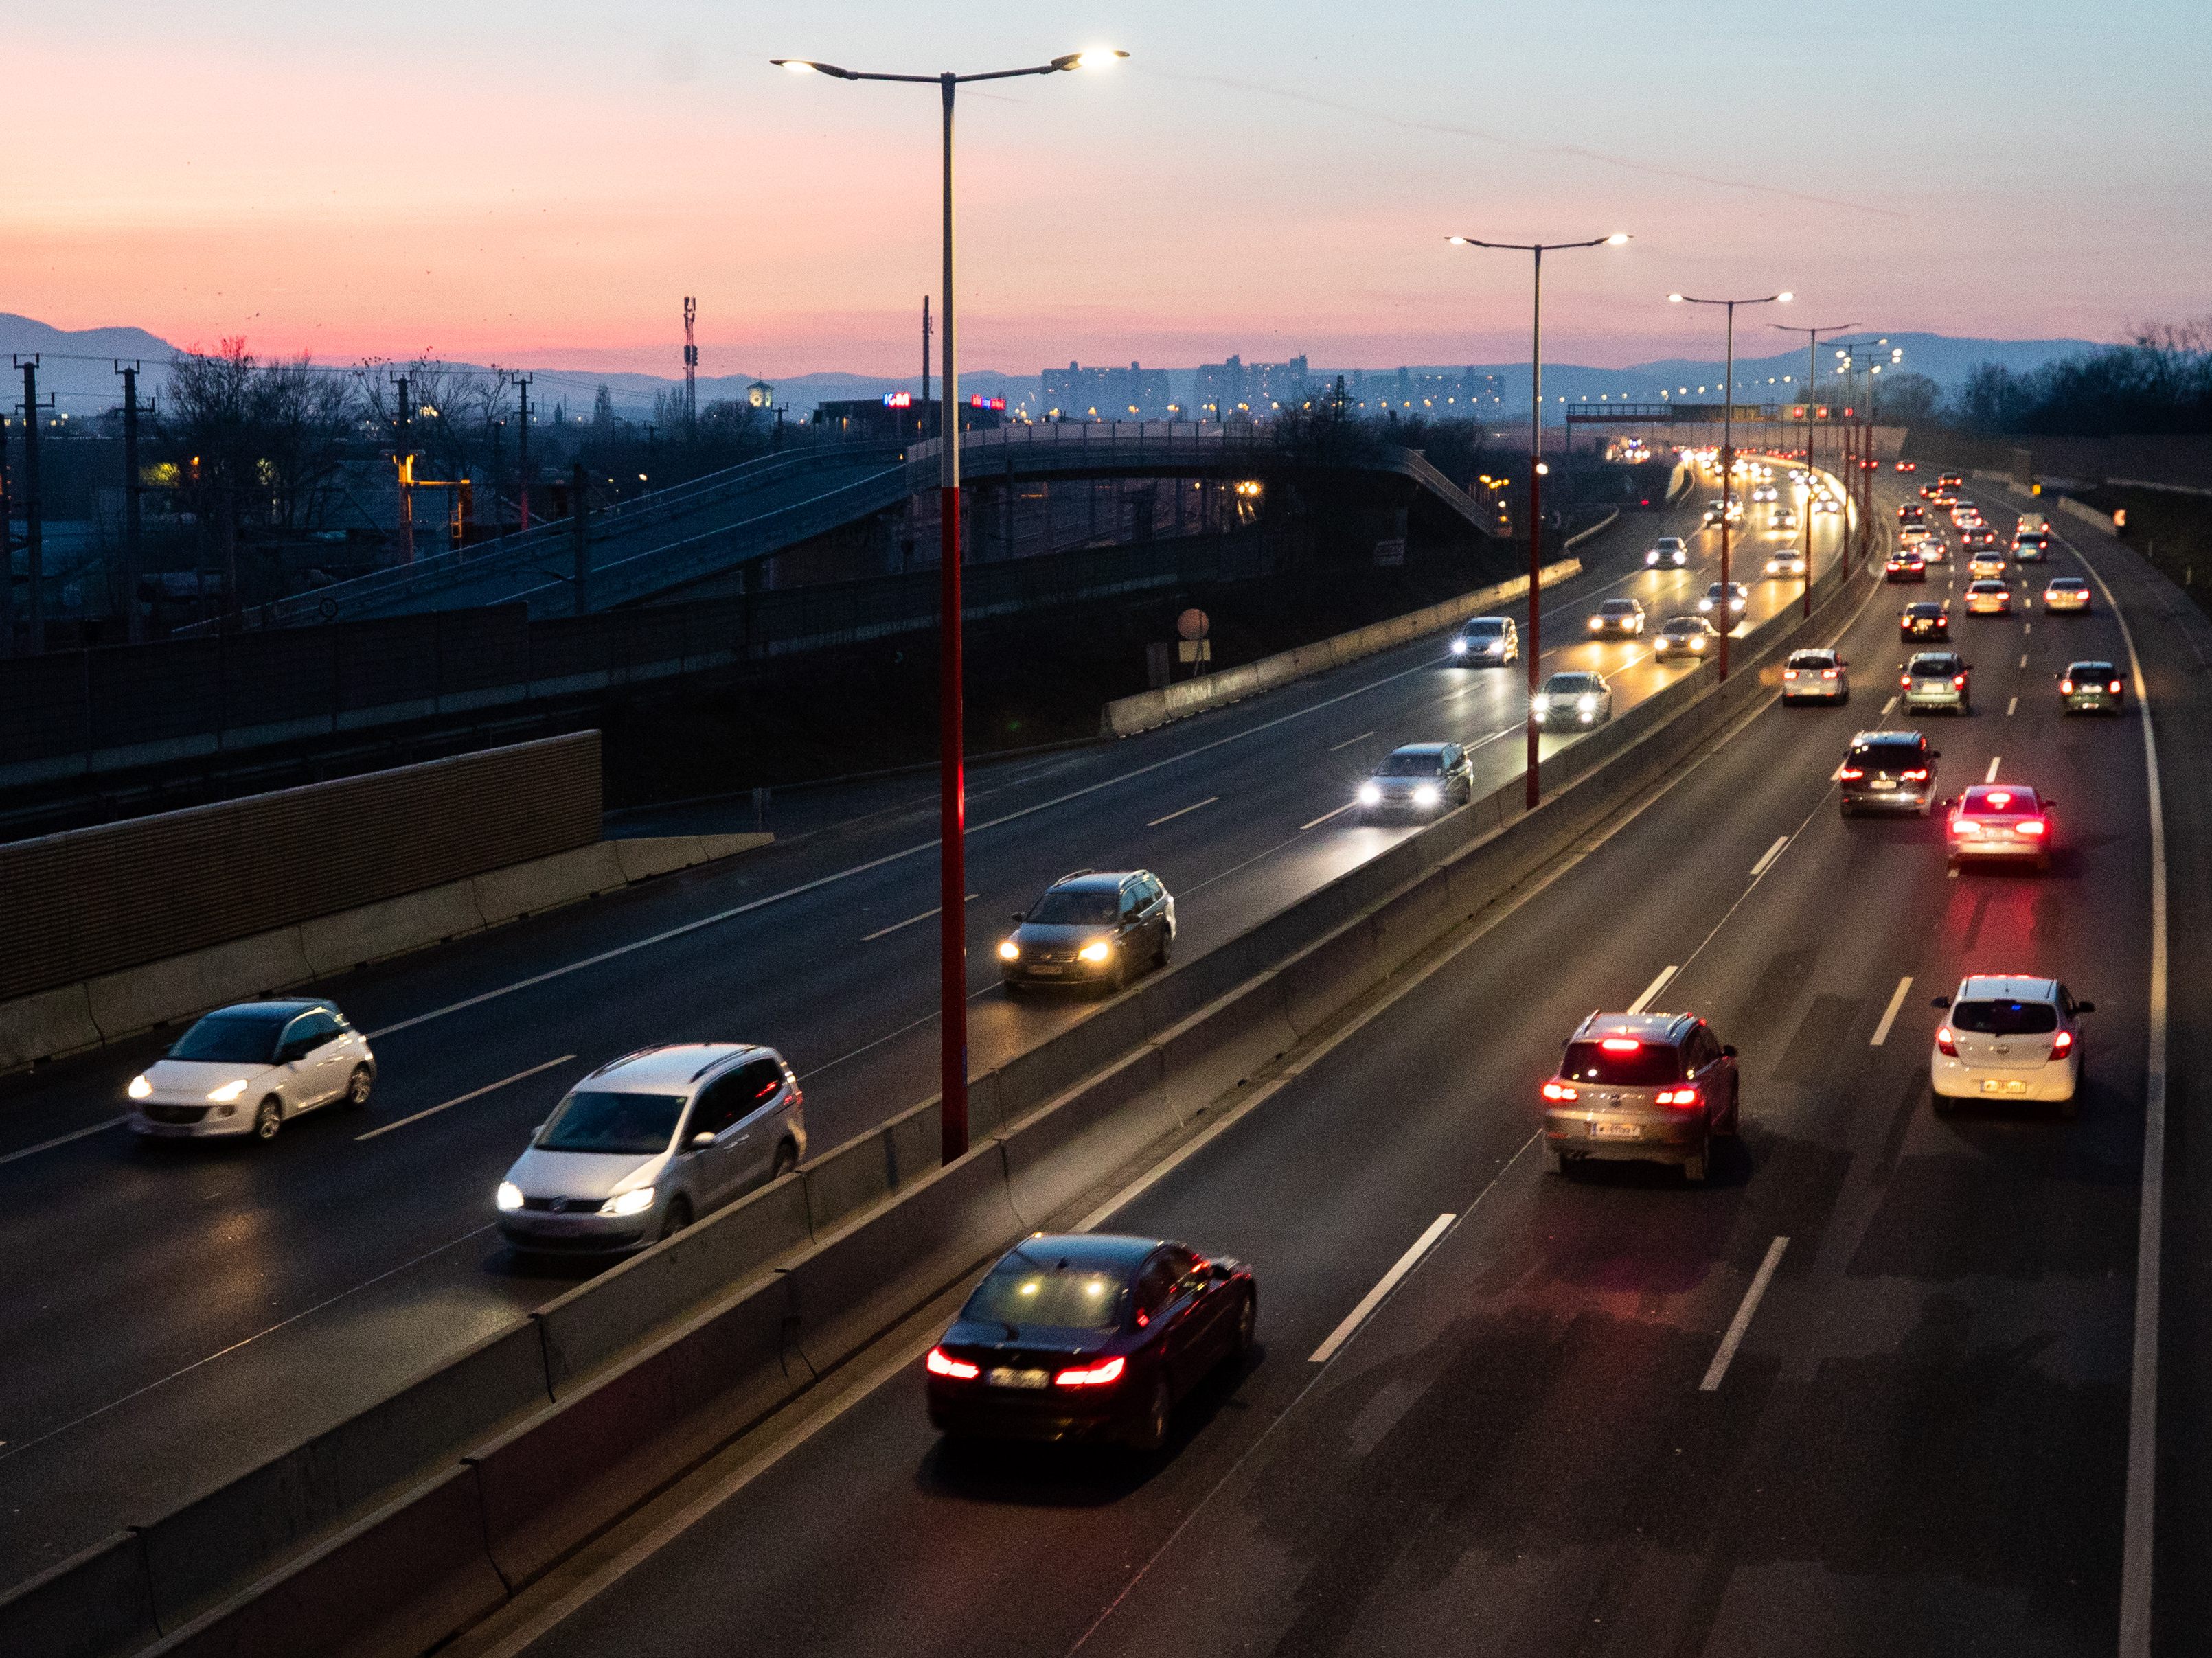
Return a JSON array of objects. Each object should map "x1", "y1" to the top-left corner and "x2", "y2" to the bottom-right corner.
[{"x1": 16, "y1": 0, "x2": 2210, "y2": 376}]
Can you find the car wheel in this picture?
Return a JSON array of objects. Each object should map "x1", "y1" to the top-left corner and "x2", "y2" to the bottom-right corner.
[
  {"x1": 2036, "y1": 852, "x2": 2052, "y2": 875},
  {"x1": 1154, "y1": 929, "x2": 1172, "y2": 969},
  {"x1": 1840, "y1": 688, "x2": 1851, "y2": 705},
  {"x1": 1931, "y1": 1087, "x2": 1956, "y2": 1116},
  {"x1": 343, "y1": 1065, "x2": 374, "y2": 1109},
  {"x1": 254, "y1": 1097, "x2": 283, "y2": 1141},
  {"x1": 771, "y1": 1140, "x2": 799, "y2": 1180},
  {"x1": 1548, "y1": 1147, "x2": 1569, "y2": 1177},
  {"x1": 1231, "y1": 1289, "x2": 1257, "y2": 1359},
  {"x1": 1108, "y1": 954, "x2": 1129, "y2": 995},
  {"x1": 2057, "y1": 1092, "x2": 2079, "y2": 1122},
  {"x1": 1002, "y1": 980, "x2": 1025, "y2": 999},
  {"x1": 1130, "y1": 1376, "x2": 1173, "y2": 1453},
  {"x1": 658, "y1": 1196, "x2": 692, "y2": 1241},
  {"x1": 1840, "y1": 801, "x2": 1854, "y2": 818},
  {"x1": 1683, "y1": 1147, "x2": 1709, "y2": 1185},
  {"x1": 1917, "y1": 798, "x2": 1932, "y2": 818}
]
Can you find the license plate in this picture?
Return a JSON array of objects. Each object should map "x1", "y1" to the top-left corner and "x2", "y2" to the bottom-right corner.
[
  {"x1": 1028, "y1": 965, "x2": 1062, "y2": 977},
  {"x1": 141, "y1": 1122, "x2": 190, "y2": 1136},
  {"x1": 1590, "y1": 1120, "x2": 1641, "y2": 1140},
  {"x1": 988, "y1": 1367, "x2": 1051, "y2": 1390},
  {"x1": 1981, "y1": 1078, "x2": 2030, "y2": 1094},
  {"x1": 1872, "y1": 780, "x2": 1895, "y2": 790}
]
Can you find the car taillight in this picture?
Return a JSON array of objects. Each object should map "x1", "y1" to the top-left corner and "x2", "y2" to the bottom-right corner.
[
  {"x1": 1542, "y1": 1080, "x2": 1578, "y2": 1102},
  {"x1": 1055, "y1": 1356, "x2": 1126, "y2": 1388},
  {"x1": 1783, "y1": 669, "x2": 1798, "y2": 679},
  {"x1": 2016, "y1": 818, "x2": 2047, "y2": 838},
  {"x1": 2060, "y1": 680, "x2": 2074, "y2": 694},
  {"x1": 1656, "y1": 1087, "x2": 1701, "y2": 1107},
  {"x1": 1599, "y1": 1037, "x2": 1641, "y2": 1052},
  {"x1": 1937, "y1": 1026, "x2": 1958, "y2": 1057},
  {"x1": 1900, "y1": 676, "x2": 1911, "y2": 689},
  {"x1": 926, "y1": 1348, "x2": 980, "y2": 1380},
  {"x1": 1951, "y1": 818, "x2": 1979, "y2": 836},
  {"x1": 1953, "y1": 676, "x2": 1967, "y2": 688},
  {"x1": 1902, "y1": 768, "x2": 1929, "y2": 781},
  {"x1": 2051, "y1": 1029, "x2": 2075, "y2": 1060},
  {"x1": 2110, "y1": 680, "x2": 2123, "y2": 695},
  {"x1": 1839, "y1": 765, "x2": 1865, "y2": 779}
]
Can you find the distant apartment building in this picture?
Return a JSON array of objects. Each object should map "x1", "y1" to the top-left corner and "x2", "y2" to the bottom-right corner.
[
  {"x1": 1040, "y1": 361, "x2": 1174, "y2": 420},
  {"x1": 1358, "y1": 367, "x2": 1501, "y2": 415},
  {"x1": 1191, "y1": 354, "x2": 1311, "y2": 417}
]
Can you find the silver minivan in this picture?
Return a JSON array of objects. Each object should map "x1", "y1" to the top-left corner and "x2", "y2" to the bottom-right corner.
[{"x1": 495, "y1": 1044, "x2": 806, "y2": 1254}]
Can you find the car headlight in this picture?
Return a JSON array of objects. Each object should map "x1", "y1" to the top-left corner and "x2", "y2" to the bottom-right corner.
[
  {"x1": 1577, "y1": 695, "x2": 1598, "y2": 712},
  {"x1": 1690, "y1": 637, "x2": 1706, "y2": 650},
  {"x1": 1588, "y1": 617, "x2": 1604, "y2": 631},
  {"x1": 129, "y1": 1074, "x2": 152, "y2": 1100},
  {"x1": 1698, "y1": 599, "x2": 1713, "y2": 611},
  {"x1": 1078, "y1": 939, "x2": 1114, "y2": 963},
  {"x1": 1533, "y1": 695, "x2": 1551, "y2": 711},
  {"x1": 1413, "y1": 784, "x2": 1440, "y2": 807},
  {"x1": 207, "y1": 1079, "x2": 249, "y2": 1103},
  {"x1": 997, "y1": 939, "x2": 1020, "y2": 961},
  {"x1": 605, "y1": 1186, "x2": 657, "y2": 1217},
  {"x1": 1450, "y1": 638, "x2": 1468, "y2": 654},
  {"x1": 1358, "y1": 783, "x2": 1382, "y2": 805},
  {"x1": 496, "y1": 1181, "x2": 524, "y2": 1212}
]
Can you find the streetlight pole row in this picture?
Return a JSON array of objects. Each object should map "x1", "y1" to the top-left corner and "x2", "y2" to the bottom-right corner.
[
  {"x1": 1446, "y1": 232, "x2": 1628, "y2": 809},
  {"x1": 773, "y1": 47, "x2": 1126, "y2": 1166},
  {"x1": 1769, "y1": 321, "x2": 1854, "y2": 617}
]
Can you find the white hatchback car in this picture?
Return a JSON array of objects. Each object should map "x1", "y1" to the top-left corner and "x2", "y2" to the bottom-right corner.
[
  {"x1": 1645, "y1": 536, "x2": 1689, "y2": 568},
  {"x1": 496, "y1": 1043, "x2": 807, "y2": 1255},
  {"x1": 1929, "y1": 976, "x2": 2092, "y2": 1116},
  {"x1": 128, "y1": 1000, "x2": 375, "y2": 1142}
]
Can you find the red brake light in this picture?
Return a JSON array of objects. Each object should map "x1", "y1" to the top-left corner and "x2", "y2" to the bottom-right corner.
[
  {"x1": 1655, "y1": 1086, "x2": 1701, "y2": 1107},
  {"x1": 1937, "y1": 1026, "x2": 1959, "y2": 1056},
  {"x1": 1821, "y1": 669, "x2": 1838, "y2": 679},
  {"x1": 1839, "y1": 765, "x2": 1865, "y2": 779},
  {"x1": 927, "y1": 1347, "x2": 980, "y2": 1380},
  {"x1": 1055, "y1": 1356, "x2": 1126, "y2": 1388},
  {"x1": 2016, "y1": 818, "x2": 2047, "y2": 837},
  {"x1": 1950, "y1": 818, "x2": 1978, "y2": 836},
  {"x1": 1784, "y1": 669, "x2": 1799, "y2": 679},
  {"x1": 1900, "y1": 676, "x2": 1911, "y2": 689},
  {"x1": 1985, "y1": 790, "x2": 2012, "y2": 809},
  {"x1": 1953, "y1": 675, "x2": 1967, "y2": 688},
  {"x1": 1599, "y1": 1037, "x2": 1642, "y2": 1052},
  {"x1": 2051, "y1": 1029, "x2": 2074, "y2": 1059},
  {"x1": 1542, "y1": 1080, "x2": 1578, "y2": 1102},
  {"x1": 2110, "y1": 680, "x2": 2124, "y2": 695},
  {"x1": 2060, "y1": 680, "x2": 2074, "y2": 694},
  {"x1": 1902, "y1": 768, "x2": 1929, "y2": 781}
]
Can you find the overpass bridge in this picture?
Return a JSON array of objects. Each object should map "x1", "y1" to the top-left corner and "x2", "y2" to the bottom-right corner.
[{"x1": 262, "y1": 422, "x2": 1500, "y2": 625}]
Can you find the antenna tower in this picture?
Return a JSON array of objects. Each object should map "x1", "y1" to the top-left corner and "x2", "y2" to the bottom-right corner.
[{"x1": 683, "y1": 297, "x2": 698, "y2": 433}]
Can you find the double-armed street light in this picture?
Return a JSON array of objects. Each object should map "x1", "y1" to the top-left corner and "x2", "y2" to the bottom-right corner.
[
  {"x1": 1446, "y1": 231, "x2": 1629, "y2": 809},
  {"x1": 1768, "y1": 319, "x2": 1855, "y2": 617},
  {"x1": 1665, "y1": 288, "x2": 1792, "y2": 680},
  {"x1": 1833, "y1": 339, "x2": 1903, "y2": 564},
  {"x1": 773, "y1": 45, "x2": 1128, "y2": 1164}
]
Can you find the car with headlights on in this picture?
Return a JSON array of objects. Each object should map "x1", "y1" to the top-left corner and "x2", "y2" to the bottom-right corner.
[
  {"x1": 1751, "y1": 483, "x2": 1779, "y2": 504},
  {"x1": 1765, "y1": 547, "x2": 1807, "y2": 577},
  {"x1": 2043, "y1": 576, "x2": 2092, "y2": 614},
  {"x1": 1450, "y1": 614, "x2": 1518, "y2": 663},
  {"x1": 926, "y1": 1234, "x2": 1256, "y2": 1452},
  {"x1": 1645, "y1": 536, "x2": 1689, "y2": 569},
  {"x1": 128, "y1": 1000, "x2": 374, "y2": 1142},
  {"x1": 1541, "y1": 1011, "x2": 1740, "y2": 1184},
  {"x1": 1358, "y1": 742, "x2": 1475, "y2": 819},
  {"x1": 1839, "y1": 730, "x2": 1939, "y2": 816},
  {"x1": 1001, "y1": 870, "x2": 1175, "y2": 992},
  {"x1": 1589, "y1": 597, "x2": 1646, "y2": 637},
  {"x1": 1781, "y1": 648, "x2": 1849, "y2": 704},
  {"x1": 1698, "y1": 581, "x2": 1748, "y2": 617},
  {"x1": 1884, "y1": 549, "x2": 1928, "y2": 583},
  {"x1": 1929, "y1": 976, "x2": 2090, "y2": 1116},
  {"x1": 494, "y1": 1044, "x2": 805, "y2": 1254},
  {"x1": 1653, "y1": 614, "x2": 1720, "y2": 659},
  {"x1": 1900, "y1": 651, "x2": 1972, "y2": 713},
  {"x1": 1814, "y1": 495, "x2": 1842, "y2": 516},
  {"x1": 1703, "y1": 498, "x2": 1743, "y2": 527},
  {"x1": 1532, "y1": 672, "x2": 1612, "y2": 728},
  {"x1": 1965, "y1": 579, "x2": 2012, "y2": 616},
  {"x1": 2060, "y1": 659, "x2": 2124, "y2": 713},
  {"x1": 1772, "y1": 506, "x2": 1799, "y2": 533},
  {"x1": 1946, "y1": 783, "x2": 2055, "y2": 873},
  {"x1": 1900, "y1": 600, "x2": 1950, "y2": 641}
]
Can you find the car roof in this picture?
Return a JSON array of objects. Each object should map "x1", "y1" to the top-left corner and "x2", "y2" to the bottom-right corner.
[
  {"x1": 1571, "y1": 1011, "x2": 1696, "y2": 1044},
  {"x1": 2047, "y1": 576, "x2": 2088, "y2": 586},
  {"x1": 582, "y1": 1042, "x2": 773, "y2": 1092},
  {"x1": 1788, "y1": 648, "x2": 1836, "y2": 661},
  {"x1": 1463, "y1": 614, "x2": 1510, "y2": 627},
  {"x1": 1968, "y1": 579, "x2": 2007, "y2": 589},
  {"x1": 1387, "y1": 741, "x2": 1450, "y2": 757},
  {"x1": 998, "y1": 1233, "x2": 1163, "y2": 1274},
  {"x1": 1957, "y1": 974, "x2": 2059, "y2": 1002},
  {"x1": 1852, "y1": 729, "x2": 1926, "y2": 746},
  {"x1": 1907, "y1": 650, "x2": 1959, "y2": 663},
  {"x1": 1049, "y1": 870, "x2": 1144, "y2": 893},
  {"x1": 202, "y1": 1000, "x2": 327, "y2": 1020},
  {"x1": 1599, "y1": 597, "x2": 1639, "y2": 609},
  {"x1": 1542, "y1": 671, "x2": 1601, "y2": 687}
]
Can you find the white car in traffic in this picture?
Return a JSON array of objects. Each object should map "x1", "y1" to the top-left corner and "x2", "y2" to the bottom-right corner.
[
  {"x1": 1929, "y1": 975, "x2": 2091, "y2": 1116},
  {"x1": 129, "y1": 1000, "x2": 376, "y2": 1142}
]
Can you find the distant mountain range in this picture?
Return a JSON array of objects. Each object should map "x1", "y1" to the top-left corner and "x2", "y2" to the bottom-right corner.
[{"x1": 0, "y1": 313, "x2": 2102, "y2": 423}]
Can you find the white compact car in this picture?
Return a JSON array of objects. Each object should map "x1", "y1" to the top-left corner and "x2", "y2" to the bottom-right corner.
[
  {"x1": 1646, "y1": 536, "x2": 1689, "y2": 568},
  {"x1": 129, "y1": 1000, "x2": 375, "y2": 1142},
  {"x1": 1929, "y1": 975, "x2": 2091, "y2": 1116}
]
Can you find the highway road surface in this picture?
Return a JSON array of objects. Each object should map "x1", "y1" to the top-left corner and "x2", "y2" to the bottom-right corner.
[
  {"x1": 446, "y1": 477, "x2": 2181, "y2": 1657},
  {"x1": 0, "y1": 475, "x2": 1842, "y2": 1580}
]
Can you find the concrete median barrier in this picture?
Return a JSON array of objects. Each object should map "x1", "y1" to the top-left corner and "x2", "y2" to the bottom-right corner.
[
  {"x1": 991, "y1": 993, "x2": 1152, "y2": 1126},
  {"x1": 143, "y1": 1465, "x2": 505, "y2": 1658},
  {"x1": 471, "y1": 1272, "x2": 803, "y2": 1590},
  {"x1": 1155, "y1": 975, "x2": 1297, "y2": 1124},
  {"x1": 137, "y1": 1319, "x2": 549, "y2": 1631},
  {"x1": 299, "y1": 879, "x2": 486, "y2": 977},
  {"x1": 538, "y1": 1175, "x2": 814, "y2": 1395},
  {"x1": 798, "y1": 1098, "x2": 946, "y2": 1239},
  {"x1": 611, "y1": 832, "x2": 773, "y2": 883},
  {"x1": 473, "y1": 842, "x2": 628, "y2": 928},
  {"x1": 83, "y1": 928, "x2": 316, "y2": 1044},
  {"x1": 785, "y1": 1146, "x2": 1024, "y2": 1377},
  {"x1": 0, "y1": 984, "x2": 103, "y2": 1071},
  {"x1": 996, "y1": 1047, "x2": 1174, "y2": 1228},
  {"x1": 0, "y1": 1530, "x2": 157, "y2": 1658}
]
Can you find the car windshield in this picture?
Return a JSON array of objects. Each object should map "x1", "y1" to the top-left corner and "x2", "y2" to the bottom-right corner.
[
  {"x1": 1464, "y1": 620, "x2": 1507, "y2": 636},
  {"x1": 2050, "y1": 579, "x2": 2086, "y2": 590},
  {"x1": 962, "y1": 1260, "x2": 1126, "y2": 1331},
  {"x1": 1950, "y1": 999, "x2": 2060, "y2": 1035},
  {"x1": 1028, "y1": 888, "x2": 1119, "y2": 925},
  {"x1": 1790, "y1": 654, "x2": 1833, "y2": 668},
  {"x1": 536, "y1": 1090, "x2": 687, "y2": 1155},
  {"x1": 1963, "y1": 787, "x2": 2038, "y2": 814},
  {"x1": 1601, "y1": 602, "x2": 1636, "y2": 616},
  {"x1": 1561, "y1": 1040, "x2": 1682, "y2": 1087},
  {"x1": 168, "y1": 1011, "x2": 287, "y2": 1063},
  {"x1": 1852, "y1": 742, "x2": 1922, "y2": 764},
  {"x1": 1376, "y1": 751, "x2": 1443, "y2": 776},
  {"x1": 1542, "y1": 676, "x2": 1597, "y2": 695},
  {"x1": 2069, "y1": 661, "x2": 2115, "y2": 677},
  {"x1": 1662, "y1": 617, "x2": 1703, "y2": 634},
  {"x1": 1911, "y1": 660, "x2": 1956, "y2": 676},
  {"x1": 1970, "y1": 582, "x2": 2005, "y2": 592}
]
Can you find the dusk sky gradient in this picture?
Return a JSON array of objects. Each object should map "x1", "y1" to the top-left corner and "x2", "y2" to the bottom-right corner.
[{"x1": 16, "y1": 1, "x2": 2211, "y2": 376}]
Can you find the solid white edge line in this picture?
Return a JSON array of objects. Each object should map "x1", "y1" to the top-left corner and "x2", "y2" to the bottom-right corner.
[
  {"x1": 1869, "y1": 976, "x2": 1913, "y2": 1048},
  {"x1": 354, "y1": 1055, "x2": 578, "y2": 1142},
  {"x1": 1627, "y1": 965, "x2": 1678, "y2": 1015},
  {"x1": 2067, "y1": 534, "x2": 2166, "y2": 1658},
  {"x1": 1145, "y1": 796, "x2": 1219, "y2": 828},
  {"x1": 1749, "y1": 835, "x2": 1790, "y2": 879},
  {"x1": 1308, "y1": 1212, "x2": 1456, "y2": 1364},
  {"x1": 0, "y1": 1114, "x2": 128, "y2": 1167},
  {"x1": 1700, "y1": 1234, "x2": 1790, "y2": 1391}
]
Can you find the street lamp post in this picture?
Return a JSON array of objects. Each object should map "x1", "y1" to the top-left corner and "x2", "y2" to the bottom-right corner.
[
  {"x1": 1666, "y1": 289, "x2": 1792, "y2": 680},
  {"x1": 1834, "y1": 339, "x2": 1902, "y2": 566},
  {"x1": 774, "y1": 46, "x2": 1126, "y2": 1166},
  {"x1": 1448, "y1": 231, "x2": 1628, "y2": 809},
  {"x1": 1769, "y1": 321, "x2": 1854, "y2": 617}
]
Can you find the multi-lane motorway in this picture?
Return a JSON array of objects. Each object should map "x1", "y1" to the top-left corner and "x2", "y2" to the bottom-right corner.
[
  {"x1": 0, "y1": 471, "x2": 1841, "y2": 1578},
  {"x1": 440, "y1": 474, "x2": 2176, "y2": 1657}
]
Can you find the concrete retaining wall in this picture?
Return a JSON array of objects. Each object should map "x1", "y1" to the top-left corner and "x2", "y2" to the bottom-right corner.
[
  {"x1": 0, "y1": 834, "x2": 771, "y2": 1074},
  {"x1": 3, "y1": 544, "x2": 1879, "y2": 1658},
  {"x1": 1099, "y1": 557, "x2": 1584, "y2": 738}
]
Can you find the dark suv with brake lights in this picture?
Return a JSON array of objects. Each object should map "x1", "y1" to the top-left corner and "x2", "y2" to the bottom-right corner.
[
  {"x1": 1001, "y1": 871, "x2": 1174, "y2": 993},
  {"x1": 1840, "y1": 730, "x2": 1939, "y2": 816},
  {"x1": 1542, "y1": 1011, "x2": 1740, "y2": 1184},
  {"x1": 1900, "y1": 601, "x2": 1949, "y2": 641}
]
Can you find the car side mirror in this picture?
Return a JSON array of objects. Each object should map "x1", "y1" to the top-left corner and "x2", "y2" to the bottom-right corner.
[
  {"x1": 1210, "y1": 1261, "x2": 1234, "y2": 1280},
  {"x1": 1722, "y1": 1044, "x2": 1737, "y2": 1059},
  {"x1": 2077, "y1": 1000, "x2": 2095, "y2": 1014},
  {"x1": 1010, "y1": 912, "x2": 1025, "y2": 923},
  {"x1": 689, "y1": 1131, "x2": 717, "y2": 1150},
  {"x1": 1930, "y1": 995, "x2": 1951, "y2": 1009},
  {"x1": 1930, "y1": 750, "x2": 1941, "y2": 759}
]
